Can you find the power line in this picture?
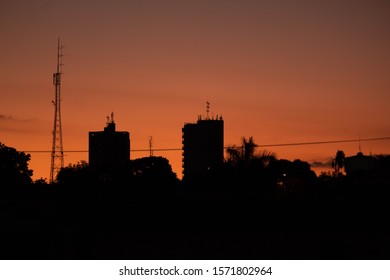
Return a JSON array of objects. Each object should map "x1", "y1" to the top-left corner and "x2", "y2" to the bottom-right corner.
[
  {"x1": 256, "y1": 137, "x2": 390, "y2": 148},
  {"x1": 22, "y1": 136, "x2": 390, "y2": 153},
  {"x1": 22, "y1": 149, "x2": 181, "y2": 153}
]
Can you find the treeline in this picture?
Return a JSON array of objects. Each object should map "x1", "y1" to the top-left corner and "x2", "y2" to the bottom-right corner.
[
  {"x1": 1, "y1": 139, "x2": 390, "y2": 222},
  {"x1": 1, "y1": 140, "x2": 390, "y2": 259}
]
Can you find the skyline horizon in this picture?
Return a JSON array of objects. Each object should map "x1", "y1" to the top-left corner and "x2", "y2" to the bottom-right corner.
[
  {"x1": 2, "y1": 0, "x2": 389, "y2": 180},
  {"x1": 6, "y1": 125, "x2": 390, "y2": 180}
]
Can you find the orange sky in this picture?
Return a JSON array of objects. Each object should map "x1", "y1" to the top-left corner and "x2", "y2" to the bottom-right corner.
[{"x1": 1, "y1": 0, "x2": 390, "y2": 180}]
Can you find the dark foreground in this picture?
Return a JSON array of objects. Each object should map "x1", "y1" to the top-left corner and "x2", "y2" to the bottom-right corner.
[{"x1": 1, "y1": 181, "x2": 389, "y2": 260}]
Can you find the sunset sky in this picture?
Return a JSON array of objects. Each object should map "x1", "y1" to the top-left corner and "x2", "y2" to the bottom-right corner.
[{"x1": 1, "y1": 0, "x2": 389, "y2": 180}]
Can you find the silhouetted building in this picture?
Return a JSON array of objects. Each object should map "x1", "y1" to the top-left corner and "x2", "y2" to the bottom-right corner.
[
  {"x1": 182, "y1": 115, "x2": 224, "y2": 180},
  {"x1": 89, "y1": 113, "x2": 130, "y2": 171},
  {"x1": 344, "y1": 152, "x2": 376, "y2": 174}
]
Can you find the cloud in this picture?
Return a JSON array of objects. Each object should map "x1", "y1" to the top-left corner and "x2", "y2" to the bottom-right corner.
[
  {"x1": 0, "y1": 114, "x2": 13, "y2": 120},
  {"x1": 310, "y1": 159, "x2": 333, "y2": 168},
  {"x1": 0, "y1": 114, "x2": 41, "y2": 134},
  {"x1": 0, "y1": 114, "x2": 37, "y2": 123}
]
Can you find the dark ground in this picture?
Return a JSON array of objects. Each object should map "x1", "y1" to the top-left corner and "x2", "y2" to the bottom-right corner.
[{"x1": 1, "y1": 182, "x2": 389, "y2": 260}]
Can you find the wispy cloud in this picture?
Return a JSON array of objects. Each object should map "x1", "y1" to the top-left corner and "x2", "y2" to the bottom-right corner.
[
  {"x1": 0, "y1": 114, "x2": 13, "y2": 120},
  {"x1": 0, "y1": 113, "x2": 42, "y2": 135},
  {"x1": 0, "y1": 114, "x2": 37, "y2": 123},
  {"x1": 310, "y1": 159, "x2": 333, "y2": 168}
]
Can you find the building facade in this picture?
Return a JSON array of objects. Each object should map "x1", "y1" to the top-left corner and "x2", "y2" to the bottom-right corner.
[
  {"x1": 89, "y1": 114, "x2": 130, "y2": 171},
  {"x1": 344, "y1": 152, "x2": 376, "y2": 174},
  {"x1": 182, "y1": 115, "x2": 224, "y2": 180}
]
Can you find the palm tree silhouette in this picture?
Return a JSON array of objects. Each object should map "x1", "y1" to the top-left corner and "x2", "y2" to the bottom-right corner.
[{"x1": 332, "y1": 150, "x2": 345, "y2": 175}]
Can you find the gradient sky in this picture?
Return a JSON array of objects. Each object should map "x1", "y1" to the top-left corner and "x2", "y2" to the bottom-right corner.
[{"x1": 1, "y1": 0, "x2": 390, "y2": 180}]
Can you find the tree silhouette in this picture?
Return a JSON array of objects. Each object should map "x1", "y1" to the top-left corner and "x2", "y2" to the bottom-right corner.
[
  {"x1": 226, "y1": 144, "x2": 240, "y2": 165},
  {"x1": 131, "y1": 156, "x2": 179, "y2": 188},
  {"x1": 242, "y1": 136, "x2": 257, "y2": 164},
  {"x1": 332, "y1": 150, "x2": 345, "y2": 175},
  {"x1": 257, "y1": 149, "x2": 277, "y2": 168},
  {"x1": 0, "y1": 142, "x2": 33, "y2": 188},
  {"x1": 56, "y1": 160, "x2": 90, "y2": 185},
  {"x1": 224, "y1": 137, "x2": 279, "y2": 192},
  {"x1": 226, "y1": 136, "x2": 261, "y2": 167}
]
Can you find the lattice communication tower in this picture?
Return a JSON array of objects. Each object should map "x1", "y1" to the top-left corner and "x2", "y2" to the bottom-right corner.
[{"x1": 50, "y1": 38, "x2": 65, "y2": 183}]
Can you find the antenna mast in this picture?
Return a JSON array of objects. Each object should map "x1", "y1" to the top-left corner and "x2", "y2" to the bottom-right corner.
[
  {"x1": 50, "y1": 37, "x2": 65, "y2": 183},
  {"x1": 149, "y1": 136, "x2": 153, "y2": 157},
  {"x1": 206, "y1": 101, "x2": 210, "y2": 119}
]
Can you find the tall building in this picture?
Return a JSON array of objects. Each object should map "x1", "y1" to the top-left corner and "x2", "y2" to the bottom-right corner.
[
  {"x1": 182, "y1": 114, "x2": 224, "y2": 180},
  {"x1": 89, "y1": 113, "x2": 130, "y2": 171},
  {"x1": 344, "y1": 152, "x2": 376, "y2": 175}
]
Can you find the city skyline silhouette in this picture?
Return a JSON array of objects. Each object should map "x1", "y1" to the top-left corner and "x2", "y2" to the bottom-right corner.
[
  {"x1": 1, "y1": 1, "x2": 389, "y2": 181},
  {"x1": 1, "y1": 134, "x2": 390, "y2": 259}
]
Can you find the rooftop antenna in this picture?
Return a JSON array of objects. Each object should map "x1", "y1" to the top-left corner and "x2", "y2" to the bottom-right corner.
[
  {"x1": 206, "y1": 101, "x2": 210, "y2": 119},
  {"x1": 149, "y1": 136, "x2": 153, "y2": 157},
  {"x1": 359, "y1": 134, "x2": 362, "y2": 154},
  {"x1": 50, "y1": 37, "x2": 65, "y2": 183}
]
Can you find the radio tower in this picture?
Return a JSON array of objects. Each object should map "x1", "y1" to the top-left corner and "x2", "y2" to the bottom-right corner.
[{"x1": 50, "y1": 37, "x2": 65, "y2": 183}]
